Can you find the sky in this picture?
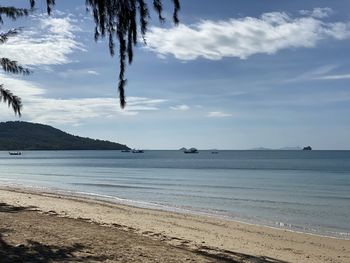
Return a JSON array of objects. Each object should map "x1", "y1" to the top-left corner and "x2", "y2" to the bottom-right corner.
[{"x1": 0, "y1": 0, "x2": 350, "y2": 149}]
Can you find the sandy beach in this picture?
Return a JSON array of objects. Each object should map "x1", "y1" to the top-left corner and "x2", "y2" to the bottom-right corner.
[{"x1": 0, "y1": 186, "x2": 349, "y2": 262}]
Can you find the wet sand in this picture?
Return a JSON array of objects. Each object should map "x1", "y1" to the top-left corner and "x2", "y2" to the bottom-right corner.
[{"x1": 0, "y1": 187, "x2": 349, "y2": 262}]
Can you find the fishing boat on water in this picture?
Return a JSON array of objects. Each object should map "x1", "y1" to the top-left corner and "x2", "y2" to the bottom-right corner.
[
  {"x1": 184, "y1": 148, "x2": 199, "y2": 154},
  {"x1": 132, "y1": 149, "x2": 144, "y2": 153},
  {"x1": 303, "y1": 146, "x2": 312, "y2": 151},
  {"x1": 9, "y1": 151, "x2": 21, "y2": 156}
]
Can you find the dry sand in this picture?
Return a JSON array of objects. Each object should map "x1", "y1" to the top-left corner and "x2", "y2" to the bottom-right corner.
[{"x1": 0, "y1": 186, "x2": 349, "y2": 262}]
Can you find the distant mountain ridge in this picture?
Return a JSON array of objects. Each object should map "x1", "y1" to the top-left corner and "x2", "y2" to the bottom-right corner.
[{"x1": 0, "y1": 121, "x2": 129, "y2": 150}]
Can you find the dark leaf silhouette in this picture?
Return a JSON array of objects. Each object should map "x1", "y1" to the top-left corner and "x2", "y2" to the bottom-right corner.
[
  {"x1": 0, "y1": 58, "x2": 31, "y2": 75},
  {"x1": 30, "y1": 0, "x2": 180, "y2": 108},
  {"x1": 0, "y1": 29, "x2": 19, "y2": 44},
  {"x1": 0, "y1": 7, "x2": 29, "y2": 23},
  {"x1": 0, "y1": 0, "x2": 180, "y2": 115},
  {"x1": 0, "y1": 85, "x2": 22, "y2": 116},
  {"x1": 0, "y1": 5, "x2": 30, "y2": 116}
]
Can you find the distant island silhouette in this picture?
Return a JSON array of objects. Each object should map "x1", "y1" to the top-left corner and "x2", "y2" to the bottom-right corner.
[
  {"x1": 250, "y1": 146, "x2": 303, "y2": 150},
  {"x1": 0, "y1": 121, "x2": 129, "y2": 150}
]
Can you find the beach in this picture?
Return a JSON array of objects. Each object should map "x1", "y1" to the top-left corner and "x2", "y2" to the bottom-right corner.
[
  {"x1": 0, "y1": 187, "x2": 349, "y2": 262},
  {"x1": 1, "y1": 1, "x2": 350, "y2": 262}
]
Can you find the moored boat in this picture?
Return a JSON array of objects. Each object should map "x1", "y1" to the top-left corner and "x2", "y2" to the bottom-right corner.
[
  {"x1": 303, "y1": 146, "x2": 312, "y2": 151},
  {"x1": 132, "y1": 149, "x2": 144, "y2": 153},
  {"x1": 9, "y1": 151, "x2": 21, "y2": 155},
  {"x1": 184, "y1": 148, "x2": 199, "y2": 154}
]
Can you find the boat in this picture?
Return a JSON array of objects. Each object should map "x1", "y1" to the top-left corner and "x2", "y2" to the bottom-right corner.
[
  {"x1": 121, "y1": 149, "x2": 131, "y2": 152},
  {"x1": 9, "y1": 151, "x2": 21, "y2": 155},
  {"x1": 132, "y1": 149, "x2": 144, "y2": 153},
  {"x1": 184, "y1": 148, "x2": 199, "y2": 154},
  {"x1": 211, "y1": 151, "x2": 219, "y2": 154},
  {"x1": 303, "y1": 146, "x2": 312, "y2": 151}
]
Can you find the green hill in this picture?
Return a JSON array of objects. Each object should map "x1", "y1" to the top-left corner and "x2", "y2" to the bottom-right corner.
[{"x1": 0, "y1": 121, "x2": 129, "y2": 150}]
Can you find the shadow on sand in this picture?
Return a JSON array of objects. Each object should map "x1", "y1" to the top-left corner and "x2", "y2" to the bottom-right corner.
[
  {"x1": 0, "y1": 202, "x2": 37, "y2": 213},
  {"x1": 192, "y1": 246, "x2": 289, "y2": 263},
  {"x1": 0, "y1": 203, "x2": 108, "y2": 262},
  {"x1": 0, "y1": 229, "x2": 108, "y2": 263},
  {"x1": 0, "y1": 202, "x2": 289, "y2": 263}
]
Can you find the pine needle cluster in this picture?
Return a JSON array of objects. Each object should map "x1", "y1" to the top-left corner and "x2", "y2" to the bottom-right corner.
[
  {"x1": 0, "y1": 5, "x2": 31, "y2": 116},
  {"x1": 31, "y1": 0, "x2": 180, "y2": 108},
  {"x1": 0, "y1": 0, "x2": 180, "y2": 115}
]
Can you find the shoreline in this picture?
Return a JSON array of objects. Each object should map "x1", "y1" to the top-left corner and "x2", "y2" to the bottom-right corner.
[
  {"x1": 2, "y1": 183, "x2": 349, "y2": 241},
  {"x1": 1, "y1": 186, "x2": 349, "y2": 262},
  {"x1": 56, "y1": 189, "x2": 350, "y2": 241}
]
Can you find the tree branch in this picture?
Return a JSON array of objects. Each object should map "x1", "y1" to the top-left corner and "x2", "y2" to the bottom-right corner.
[
  {"x1": 0, "y1": 58, "x2": 31, "y2": 75},
  {"x1": 28, "y1": 0, "x2": 180, "y2": 109},
  {"x1": 0, "y1": 85, "x2": 22, "y2": 116},
  {"x1": 0, "y1": 29, "x2": 19, "y2": 44},
  {"x1": 0, "y1": 7, "x2": 29, "y2": 24}
]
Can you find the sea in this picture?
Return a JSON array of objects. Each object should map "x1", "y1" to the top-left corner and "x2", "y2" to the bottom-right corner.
[{"x1": 0, "y1": 150, "x2": 349, "y2": 239}]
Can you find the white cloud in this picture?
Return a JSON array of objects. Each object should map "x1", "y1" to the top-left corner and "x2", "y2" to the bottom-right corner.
[
  {"x1": 0, "y1": 74, "x2": 166, "y2": 124},
  {"x1": 87, "y1": 70, "x2": 99, "y2": 75},
  {"x1": 145, "y1": 10, "x2": 350, "y2": 61},
  {"x1": 58, "y1": 69, "x2": 100, "y2": 78},
  {"x1": 313, "y1": 73, "x2": 350, "y2": 80},
  {"x1": 0, "y1": 75, "x2": 44, "y2": 97},
  {"x1": 253, "y1": 91, "x2": 350, "y2": 107},
  {"x1": 0, "y1": 15, "x2": 84, "y2": 66},
  {"x1": 299, "y1": 8, "x2": 334, "y2": 18},
  {"x1": 287, "y1": 65, "x2": 350, "y2": 82},
  {"x1": 170, "y1": 104, "x2": 190, "y2": 111},
  {"x1": 127, "y1": 97, "x2": 167, "y2": 107},
  {"x1": 286, "y1": 65, "x2": 338, "y2": 82},
  {"x1": 207, "y1": 111, "x2": 232, "y2": 118}
]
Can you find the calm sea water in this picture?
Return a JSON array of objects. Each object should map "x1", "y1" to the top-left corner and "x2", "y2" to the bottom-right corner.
[{"x1": 0, "y1": 150, "x2": 349, "y2": 239}]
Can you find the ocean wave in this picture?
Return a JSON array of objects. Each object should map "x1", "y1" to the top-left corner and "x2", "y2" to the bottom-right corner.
[{"x1": 70, "y1": 182, "x2": 160, "y2": 190}]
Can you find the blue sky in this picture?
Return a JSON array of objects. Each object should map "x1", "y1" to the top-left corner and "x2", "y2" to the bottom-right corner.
[{"x1": 1, "y1": 0, "x2": 350, "y2": 149}]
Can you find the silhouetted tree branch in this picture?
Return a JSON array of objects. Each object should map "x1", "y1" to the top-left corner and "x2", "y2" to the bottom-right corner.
[
  {"x1": 0, "y1": 7, "x2": 29, "y2": 23},
  {"x1": 0, "y1": 85, "x2": 22, "y2": 116},
  {"x1": 0, "y1": 7, "x2": 30, "y2": 116},
  {"x1": 0, "y1": 0, "x2": 180, "y2": 115},
  {"x1": 0, "y1": 29, "x2": 19, "y2": 43},
  {"x1": 30, "y1": 0, "x2": 180, "y2": 108},
  {"x1": 0, "y1": 58, "x2": 31, "y2": 75}
]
